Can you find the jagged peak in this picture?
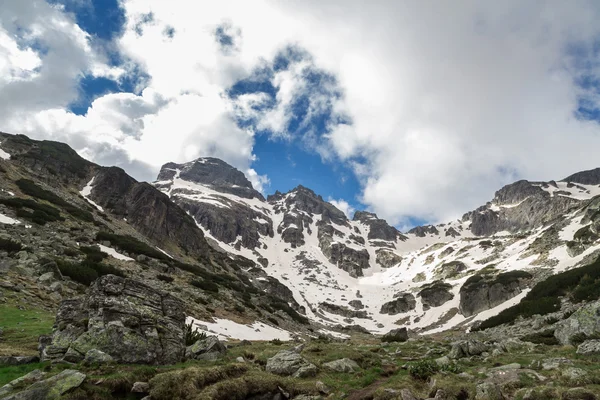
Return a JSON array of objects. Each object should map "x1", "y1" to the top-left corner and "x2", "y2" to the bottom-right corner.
[
  {"x1": 562, "y1": 167, "x2": 600, "y2": 185},
  {"x1": 352, "y1": 210, "x2": 378, "y2": 222}
]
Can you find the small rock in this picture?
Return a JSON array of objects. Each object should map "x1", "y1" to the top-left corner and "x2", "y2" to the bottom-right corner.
[
  {"x1": 266, "y1": 349, "x2": 317, "y2": 378},
  {"x1": 561, "y1": 367, "x2": 588, "y2": 383},
  {"x1": 131, "y1": 381, "x2": 150, "y2": 393},
  {"x1": 541, "y1": 357, "x2": 573, "y2": 370},
  {"x1": 490, "y1": 363, "x2": 521, "y2": 371},
  {"x1": 400, "y1": 388, "x2": 419, "y2": 400},
  {"x1": 236, "y1": 356, "x2": 245, "y2": 363},
  {"x1": 316, "y1": 380, "x2": 330, "y2": 394},
  {"x1": 239, "y1": 339, "x2": 252, "y2": 346},
  {"x1": 186, "y1": 336, "x2": 227, "y2": 361},
  {"x1": 576, "y1": 339, "x2": 600, "y2": 356},
  {"x1": 449, "y1": 339, "x2": 488, "y2": 359},
  {"x1": 382, "y1": 327, "x2": 409, "y2": 343},
  {"x1": 322, "y1": 358, "x2": 360, "y2": 373},
  {"x1": 476, "y1": 382, "x2": 504, "y2": 400}
]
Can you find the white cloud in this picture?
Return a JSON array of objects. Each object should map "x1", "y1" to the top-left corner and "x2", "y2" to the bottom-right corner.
[
  {"x1": 2, "y1": 0, "x2": 600, "y2": 227},
  {"x1": 328, "y1": 197, "x2": 355, "y2": 219}
]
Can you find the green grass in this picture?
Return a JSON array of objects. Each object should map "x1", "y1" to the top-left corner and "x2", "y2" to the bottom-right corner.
[
  {"x1": 0, "y1": 362, "x2": 50, "y2": 386},
  {"x1": 0, "y1": 303, "x2": 54, "y2": 356}
]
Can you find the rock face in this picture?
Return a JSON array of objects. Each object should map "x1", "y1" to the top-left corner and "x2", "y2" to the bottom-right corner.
[
  {"x1": 459, "y1": 271, "x2": 531, "y2": 317},
  {"x1": 185, "y1": 336, "x2": 227, "y2": 361},
  {"x1": 353, "y1": 211, "x2": 406, "y2": 241},
  {"x1": 563, "y1": 167, "x2": 600, "y2": 185},
  {"x1": 555, "y1": 299, "x2": 600, "y2": 345},
  {"x1": 90, "y1": 167, "x2": 212, "y2": 258},
  {"x1": 375, "y1": 249, "x2": 403, "y2": 268},
  {"x1": 380, "y1": 293, "x2": 416, "y2": 315},
  {"x1": 319, "y1": 302, "x2": 368, "y2": 319},
  {"x1": 407, "y1": 225, "x2": 439, "y2": 237},
  {"x1": 418, "y1": 282, "x2": 454, "y2": 310},
  {"x1": 266, "y1": 347, "x2": 317, "y2": 378},
  {"x1": 41, "y1": 275, "x2": 186, "y2": 365}
]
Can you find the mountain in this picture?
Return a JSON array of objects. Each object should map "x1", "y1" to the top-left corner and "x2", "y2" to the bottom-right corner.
[
  {"x1": 2, "y1": 130, "x2": 600, "y2": 338},
  {"x1": 154, "y1": 155, "x2": 600, "y2": 334}
]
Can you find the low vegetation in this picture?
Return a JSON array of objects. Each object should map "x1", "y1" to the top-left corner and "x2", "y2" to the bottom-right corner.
[
  {"x1": 476, "y1": 256, "x2": 600, "y2": 330},
  {"x1": 96, "y1": 231, "x2": 169, "y2": 261},
  {"x1": 0, "y1": 197, "x2": 64, "y2": 225},
  {"x1": 0, "y1": 238, "x2": 23, "y2": 253}
]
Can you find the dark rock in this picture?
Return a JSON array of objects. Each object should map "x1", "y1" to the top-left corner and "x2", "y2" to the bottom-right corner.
[
  {"x1": 320, "y1": 302, "x2": 368, "y2": 319},
  {"x1": 375, "y1": 249, "x2": 402, "y2": 268},
  {"x1": 408, "y1": 224, "x2": 439, "y2": 237},
  {"x1": 380, "y1": 293, "x2": 416, "y2": 315},
  {"x1": 459, "y1": 271, "x2": 531, "y2": 317},
  {"x1": 418, "y1": 282, "x2": 454, "y2": 310},
  {"x1": 41, "y1": 275, "x2": 186, "y2": 365},
  {"x1": 0, "y1": 356, "x2": 39, "y2": 366},
  {"x1": 563, "y1": 168, "x2": 600, "y2": 185},
  {"x1": 382, "y1": 328, "x2": 408, "y2": 342},
  {"x1": 186, "y1": 336, "x2": 227, "y2": 361},
  {"x1": 353, "y1": 211, "x2": 407, "y2": 241}
]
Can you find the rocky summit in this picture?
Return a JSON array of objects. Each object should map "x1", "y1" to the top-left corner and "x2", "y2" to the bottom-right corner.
[{"x1": 1, "y1": 130, "x2": 600, "y2": 399}]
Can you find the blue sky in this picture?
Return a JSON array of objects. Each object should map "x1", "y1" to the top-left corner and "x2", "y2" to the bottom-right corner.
[{"x1": 3, "y1": 1, "x2": 600, "y2": 228}]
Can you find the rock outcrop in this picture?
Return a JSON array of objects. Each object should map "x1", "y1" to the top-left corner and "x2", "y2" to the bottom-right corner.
[
  {"x1": 353, "y1": 211, "x2": 407, "y2": 241},
  {"x1": 418, "y1": 282, "x2": 454, "y2": 310},
  {"x1": 185, "y1": 336, "x2": 227, "y2": 361},
  {"x1": 555, "y1": 299, "x2": 600, "y2": 345},
  {"x1": 380, "y1": 293, "x2": 416, "y2": 315},
  {"x1": 459, "y1": 271, "x2": 532, "y2": 317},
  {"x1": 41, "y1": 275, "x2": 186, "y2": 365},
  {"x1": 266, "y1": 346, "x2": 317, "y2": 378}
]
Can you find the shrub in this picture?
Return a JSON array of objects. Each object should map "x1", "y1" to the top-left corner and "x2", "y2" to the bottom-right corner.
[
  {"x1": 96, "y1": 232, "x2": 169, "y2": 260},
  {"x1": 408, "y1": 360, "x2": 439, "y2": 380},
  {"x1": 268, "y1": 296, "x2": 309, "y2": 324},
  {"x1": 0, "y1": 238, "x2": 23, "y2": 253},
  {"x1": 521, "y1": 330, "x2": 560, "y2": 345},
  {"x1": 270, "y1": 338, "x2": 283, "y2": 346},
  {"x1": 267, "y1": 317, "x2": 279, "y2": 326},
  {"x1": 476, "y1": 255, "x2": 600, "y2": 331},
  {"x1": 157, "y1": 274, "x2": 174, "y2": 283},
  {"x1": 57, "y1": 260, "x2": 98, "y2": 285},
  {"x1": 184, "y1": 322, "x2": 207, "y2": 346},
  {"x1": 0, "y1": 197, "x2": 64, "y2": 225},
  {"x1": 190, "y1": 279, "x2": 219, "y2": 293},
  {"x1": 15, "y1": 179, "x2": 93, "y2": 222}
]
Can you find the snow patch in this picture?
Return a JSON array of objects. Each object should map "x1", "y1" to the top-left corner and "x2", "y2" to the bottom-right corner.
[
  {"x1": 187, "y1": 316, "x2": 292, "y2": 341},
  {"x1": 79, "y1": 177, "x2": 104, "y2": 212},
  {"x1": 98, "y1": 244, "x2": 134, "y2": 261},
  {"x1": 0, "y1": 212, "x2": 20, "y2": 225}
]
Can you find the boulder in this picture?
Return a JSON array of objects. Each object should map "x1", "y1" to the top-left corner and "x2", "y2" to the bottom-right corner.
[
  {"x1": 0, "y1": 356, "x2": 39, "y2": 366},
  {"x1": 322, "y1": 358, "x2": 360, "y2": 373},
  {"x1": 449, "y1": 339, "x2": 489, "y2": 359},
  {"x1": 186, "y1": 336, "x2": 227, "y2": 361},
  {"x1": 131, "y1": 381, "x2": 150, "y2": 393},
  {"x1": 380, "y1": 293, "x2": 416, "y2": 315},
  {"x1": 555, "y1": 299, "x2": 600, "y2": 345},
  {"x1": 576, "y1": 339, "x2": 600, "y2": 355},
  {"x1": 83, "y1": 349, "x2": 114, "y2": 366},
  {"x1": 459, "y1": 271, "x2": 531, "y2": 317},
  {"x1": 382, "y1": 328, "x2": 409, "y2": 343},
  {"x1": 266, "y1": 348, "x2": 317, "y2": 378},
  {"x1": 561, "y1": 388, "x2": 598, "y2": 400},
  {"x1": 40, "y1": 274, "x2": 186, "y2": 365},
  {"x1": 475, "y1": 382, "x2": 504, "y2": 400},
  {"x1": 0, "y1": 369, "x2": 46, "y2": 398}
]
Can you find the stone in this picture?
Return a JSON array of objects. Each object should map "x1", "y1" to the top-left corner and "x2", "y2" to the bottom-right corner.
[
  {"x1": 382, "y1": 327, "x2": 409, "y2": 343},
  {"x1": 380, "y1": 293, "x2": 416, "y2": 315},
  {"x1": 0, "y1": 356, "x2": 39, "y2": 366},
  {"x1": 41, "y1": 275, "x2": 186, "y2": 365},
  {"x1": 561, "y1": 367, "x2": 588, "y2": 383},
  {"x1": 561, "y1": 388, "x2": 598, "y2": 400},
  {"x1": 435, "y1": 356, "x2": 451, "y2": 367},
  {"x1": 0, "y1": 369, "x2": 45, "y2": 398},
  {"x1": 555, "y1": 299, "x2": 600, "y2": 345},
  {"x1": 131, "y1": 382, "x2": 150, "y2": 393},
  {"x1": 49, "y1": 282, "x2": 63, "y2": 293},
  {"x1": 475, "y1": 382, "x2": 504, "y2": 400},
  {"x1": 541, "y1": 357, "x2": 572, "y2": 370},
  {"x1": 490, "y1": 363, "x2": 521, "y2": 371},
  {"x1": 186, "y1": 336, "x2": 227, "y2": 361},
  {"x1": 322, "y1": 358, "x2": 360, "y2": 373},
  {"x1": 236, "y1": 356, "x2": 245, "y2": 363},
  {"x1": 37, "y1": 272, "x2": 56, "y2": 284},
  {"x1": 400, "y1": 388, "x2": 419, "y2": 400},
  {"x1": 315, "y1": 381, "x2": 330, "y2": 394},
  {"x1": 3, "y1": 369, "x2": 86, "y2": 400},
  {"x1": 266, "y1": 349, "x2": 317, "y2": 378},
  {"x1": 448, "y1": 339, "x2": 489, "y2": 359},
  {"x1": 294, "y1": 364, "x2": 318, "y2": 378},
  {"x1": 576, "y1": 339, "x2": 600, "y2": 355},
  {"x1": 239, "y1": 339, "x2": 252, "y2": 346},
  {"x1": 459, "y1": 271, "x2": 530, "y2": 317},
  {"x1": 83, "y1": 349, "x2": 114, "y2": 366}
]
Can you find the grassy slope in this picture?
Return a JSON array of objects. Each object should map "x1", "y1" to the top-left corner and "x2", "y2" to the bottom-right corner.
[{"x1": 0, "y1": 302, "x2": 54, "y2": 357}]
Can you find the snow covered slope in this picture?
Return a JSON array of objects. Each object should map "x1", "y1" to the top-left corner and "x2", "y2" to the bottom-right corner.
[{"x1": 155, "y1": 159, "x2": 600, "y2": 334}]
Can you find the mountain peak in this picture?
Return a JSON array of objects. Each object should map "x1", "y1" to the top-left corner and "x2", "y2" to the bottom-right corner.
[
  {"x1": 562, "y1": 167, "x2": 600, "y2": 185},
  {"x1": 156, "y1": 157, "x2": 263, "y2": 200}
]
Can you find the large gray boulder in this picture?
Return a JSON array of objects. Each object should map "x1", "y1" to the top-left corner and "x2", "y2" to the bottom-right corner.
[
  {"x1": 555, "y1": 299, "x2": 600, "y2": 345},
  {"x1": 185, "y1": 336, "x2": 227, "y2": 361},
  {"x1": 41, "y1": 274, "x2": 186, "y2": 365},
  {"x1": 382, "y1": 328, "x2": 409, "y2": 343},
  {"x1": 266, "y1": 347, "x2": 317, "y2": 378}
]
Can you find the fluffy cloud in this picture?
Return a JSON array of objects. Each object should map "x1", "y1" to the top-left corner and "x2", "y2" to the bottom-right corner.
[{"x1": 3, "y1": 1, "x2": 600, "y2": 225}]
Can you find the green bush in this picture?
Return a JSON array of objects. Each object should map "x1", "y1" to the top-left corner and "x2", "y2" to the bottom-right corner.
[
  {"x1": 190, "y1": 279, "x2": 219, "y2": 293},
  {"x1": 268, "y1": 296, "x2": 309, "y2": 324},
  {"x1": 408, "y1": 360, "x2": 439, "y2": 380},
  {"x1": 476, "y1": 256, "x2": 600, "y2": 331},
  {"x1": 96, "y1": 232, "x2": 169, "y2": 260},
  {"x1": 0, "y1": 238, "x2": 23, "y2": 253},
  {"x1": 185, "y1": 321, "x2": 207, "y2": 346},
  {"x1": 57, "y1": 260, "x2": 98, "y2": 285},
  {"x1": 16, "y1": 179, "x2": 93, "y2": 222},
  {"x1": 0, "y1": 197, "x2": 64, "y2": 225},
  {"x1": 520, "y1": 330, "x2": 560, "y2": 345},
  {"x1": 157, "y1": 274, "x2": 174, "y2": 283}
]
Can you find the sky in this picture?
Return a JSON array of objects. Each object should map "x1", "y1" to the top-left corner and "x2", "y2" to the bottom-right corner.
[{"x1": 1, "y1": 1, "x2": 600, "y2": 229}]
